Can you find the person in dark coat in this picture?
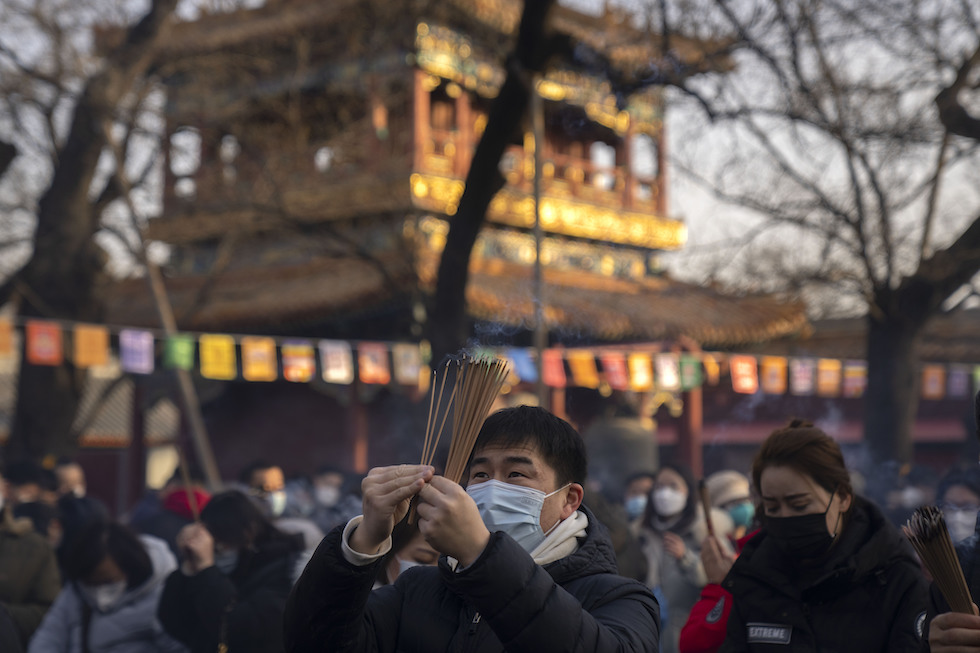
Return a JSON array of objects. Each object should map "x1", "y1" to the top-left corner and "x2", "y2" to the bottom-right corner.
[
  {"x1": 719, "y1": 420, "x2": 929, "y2": 652},
  {"x1": 157, "y1": 490, "x2": 304, "y2": 653},
  {"x1": 283, "y1": 405, "x2": 661, "y2": 653},
  {"x1": 128, "y1": 470, "x2": 211, "y2": 559},
  {"x1": 0, "y1": 603, "x2": 25, "y2": 653},
  {"x1": 0, "y1": 504, "x2": 60, "y2": 647}
]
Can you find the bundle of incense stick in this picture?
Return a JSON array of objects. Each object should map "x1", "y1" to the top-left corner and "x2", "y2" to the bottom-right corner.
[
  {"x1": 698, "y1": 479, "x2": 715, "y2": 538},
  {"x1": 419, "y1": 355, "x2": 511, "y2": 483},
  {"x1": 905, "y1": 505, "x2": 974, "y2": 613}
]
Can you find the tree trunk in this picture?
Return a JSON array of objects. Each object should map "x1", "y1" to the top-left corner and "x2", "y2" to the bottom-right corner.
[
  {"x1": 862, "y1": 313, "x2": 922, "y2": 466},
  {"x1": 426, "y1": 0, "x2": 557, "y2": 365},
  {"x1": 6, "y1": 0, "x2": 178, "y2": 463}
]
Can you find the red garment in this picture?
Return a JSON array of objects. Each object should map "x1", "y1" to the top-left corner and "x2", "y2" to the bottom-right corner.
[
  {"x1": 678, "y1": 530, "x2": 759, "y2": 653},
  {"x1": 162, "y1": 487, "x2": 211, "y2": 521}
]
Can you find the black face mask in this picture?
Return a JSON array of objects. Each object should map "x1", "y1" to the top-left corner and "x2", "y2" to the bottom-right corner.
[{"x1": 765, "y1": 491, "x2": 841, "y2": 562}]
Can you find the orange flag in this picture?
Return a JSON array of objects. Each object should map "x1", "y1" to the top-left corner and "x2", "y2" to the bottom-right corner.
[
  {"x1": 73, "y1": 324, "x2": 110, "y2": 368},
  {"x1": 241, "y1": 337, "x2": 278, "y2": 382}
]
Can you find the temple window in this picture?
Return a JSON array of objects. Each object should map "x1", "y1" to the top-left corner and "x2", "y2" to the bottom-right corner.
[
  {"x1": 631, "y1": 133, "x2": 659, "y2": 200},
  {"x1": 590, "y1": 141, "x2": 616, "y2": 191}
]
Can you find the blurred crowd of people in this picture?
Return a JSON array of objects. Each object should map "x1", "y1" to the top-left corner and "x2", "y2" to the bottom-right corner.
[{"x1": 2, "y1": 399, "x2": 980, "y2": 651}]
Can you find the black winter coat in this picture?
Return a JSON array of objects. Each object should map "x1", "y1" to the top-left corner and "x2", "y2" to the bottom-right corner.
[
  {"x1": 283, "y1": 506, "x2": 661, "y2": 653},
  {"x1": 719, "y1": 496, "x2": 929, "y2": 652},
  {"x1": 158, "y1": 532, "x2": 304, "y2": 653}
]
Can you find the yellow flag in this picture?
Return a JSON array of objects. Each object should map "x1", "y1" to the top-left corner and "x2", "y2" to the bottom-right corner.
[
  {"x1": 760, "y1": 356, "x2": 788, "y2": 395},
  {"x1": 627, "y1": 353, "x2": 653, "y2": 391},
  {"x1": 200, "y1": 334, "x2": 237, "y2": 380},
  {"x1": 816, "y1": 359, "x2": 842, "y2": 397},
  {"x1": 241, "y1": 337, "x2": 278, "y2": 382},
  {"x1": 73, "y1": 324, "x2": 110, "y2": 368},
  {"x1": 568, "y1": 351, "x2": 600, "y2": 388}
]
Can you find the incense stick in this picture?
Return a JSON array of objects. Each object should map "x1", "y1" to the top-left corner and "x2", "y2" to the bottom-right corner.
[
  {"x1": 411, "y1": 355, "x2": 510, "y2": 522},
  {"x1": 177, "y1": 447, "x2": 200, "y2": 522},
  {"x1": 698, "y1": 479, "x2": 715, "y2": 538},
  {"x1": 905, "y1": 506, "x2": 973, "y2": 613},
  {"x1": 422, "y1": 355, "x2": 510, "y2": 482}
]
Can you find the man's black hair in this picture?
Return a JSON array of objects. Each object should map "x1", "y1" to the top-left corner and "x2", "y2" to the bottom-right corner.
[
  {"x1": 59, "y1": 521, "x2": 153, "y2": 589},
  {"x1": 470, "y1": 405, "x2": 587, "y2": 488},
  {"x1": 238, "y1": 460, "x2": 278, "y2": 486},
  {"x1": 3, "y1": 459, "x2": 44, "y2": 486},
  {"x1": 202, "y1": 490, "x2": 288, "y2": 551},
  {"x1": 624, "y1": 470, "x2": 658, "y2": 486},
  {"x1": 56, "y1": 495, "x2": 110, "y2": 546},
  {"x1": 38, "y1": 468, "x2": 58, "y2": 493}
]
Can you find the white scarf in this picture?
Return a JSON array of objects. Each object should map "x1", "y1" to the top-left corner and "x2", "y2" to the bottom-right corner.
[{"x1": 529, "y1": 509, "x2": 589, "y2": 565}]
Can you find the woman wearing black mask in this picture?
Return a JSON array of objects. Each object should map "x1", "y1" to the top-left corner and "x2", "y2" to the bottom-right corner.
[{"x1": 719, "y1": 420, "x2": 929, "y2": 652}]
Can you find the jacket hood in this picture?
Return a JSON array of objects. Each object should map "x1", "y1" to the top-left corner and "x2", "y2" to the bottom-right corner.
[{"x1": 78, "y1": 534, "x2": 177, "y2": 613}]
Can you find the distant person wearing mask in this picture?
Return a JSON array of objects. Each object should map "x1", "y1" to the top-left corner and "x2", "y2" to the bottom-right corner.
[
  {"x1": 718, "y1": 420, "x2": 929, "y2": 652},
  {"x1": 284, "y1": 405, "x2": 661, "y2": 652},
  {"x1": 54, "y1": 461, "x2": 86, "y2": 499},
  {"x1": 373, "y1": 519, "x2": 440, "y2": 588},
  {"x1": 936, "y1": 466, "x2": 980, "y2": 544},
  {"x1": 624, "y1": 471, "x2": 657, "y2": 522},
  {"x1": 705, "y1": 471, "x2": 755, "y2": 540},
  {"x1": 158, "y1": 490, "x2": 305, "y2": 653},
  {"x1": 241, "y1": 462, "x2": 323, "y2": 550},
  {"x1": 638, "y1": 464, "x2": 730, "y2": 653},
  {"x1": 308, "y1": 466, "x2": 362, "y2": 533},
  {"x1": 28, "y1": 521, "x2": 182, "y2": 653}
]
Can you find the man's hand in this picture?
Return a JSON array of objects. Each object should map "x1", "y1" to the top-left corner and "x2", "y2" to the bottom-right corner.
[
  {"x1": 177, "y1": 523, "x2": 215, "y2": 575},
  {"x1": 930, "y1": 606, "x2": 980, "y2": 652},
  {"x1": 416, "y1": 476, "x2": 490, "y2": 567},
  {"x1": 350, "y1": 465, "x2": 434, "y2": 555},
  {"x1": 701, "y1": 535, "x2": 735, "y2": 584},
  {"x1": 663, "y1": 532, "x2": 687, "y2": 560}
]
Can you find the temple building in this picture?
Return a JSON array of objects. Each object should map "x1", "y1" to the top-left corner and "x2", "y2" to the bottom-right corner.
[{"x1": 103, "y1": 0, "x2": 809, "y2": 479}]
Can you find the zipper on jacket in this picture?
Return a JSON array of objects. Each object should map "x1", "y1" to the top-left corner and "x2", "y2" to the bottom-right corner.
[{"x1": 460, "y1": 612, "x2": 483, "y2": 653}]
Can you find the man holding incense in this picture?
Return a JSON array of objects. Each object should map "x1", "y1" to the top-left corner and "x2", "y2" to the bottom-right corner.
[{"x1": 284, "y1": 405, "x2": 661, "y2": 652}]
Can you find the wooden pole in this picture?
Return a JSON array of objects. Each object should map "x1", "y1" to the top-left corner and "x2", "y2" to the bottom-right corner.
[
  {"x1": 103, "y1": 122, "x2": 222, "y2": 491},
  {"x1": 532, "y1": 78, "x2": 548, "y2": 409}
]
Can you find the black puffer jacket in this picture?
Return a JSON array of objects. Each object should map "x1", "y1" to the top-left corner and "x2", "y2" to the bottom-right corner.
[
  {"x1": 283, "y1": 505, "x2": 660, "y2": 653},
  {"x1": 719, "y1": 496, "x2": 929, "y2": 652},
  {"x1": 158, "y1": 532, "x2": 304, "y2": 653}
]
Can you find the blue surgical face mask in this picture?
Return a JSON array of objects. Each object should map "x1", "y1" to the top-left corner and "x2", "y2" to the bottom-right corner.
[
  {"x1": 466, "y1": 479, "x2": 569, "y2": 553},
  {"x1": 728, "y1": 501, "x2": 755, "y2": 529},
  {"x1": 625, "y1": 495, "x2": 647, "y2": 520}
]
